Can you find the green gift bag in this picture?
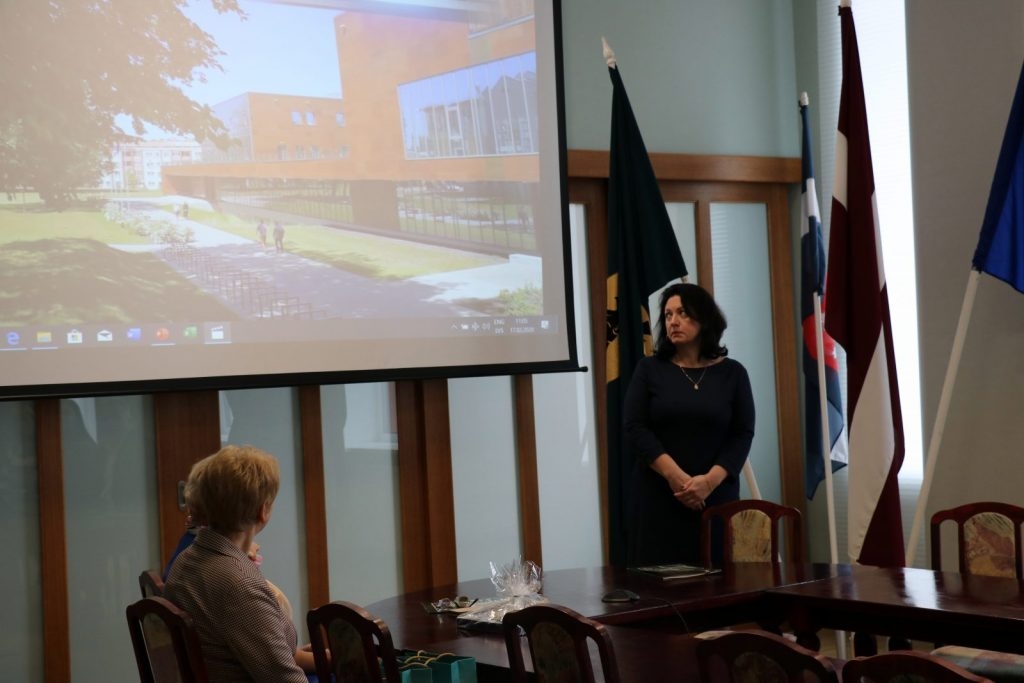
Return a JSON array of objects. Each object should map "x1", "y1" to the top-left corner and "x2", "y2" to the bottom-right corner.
[{"x1": 396, "y1": 649, "x2": 477, "y2": 683}]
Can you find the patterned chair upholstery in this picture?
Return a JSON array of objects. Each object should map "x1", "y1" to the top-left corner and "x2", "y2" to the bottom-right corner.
[
  {"x1": 701, "y1": 499, "x2": 804, "y2": 567},
  {"x1": 502, "y1": 603, "x2": 620, "y2": 683},
  {"x1": 695, "y1": 628, "x2": 838, "y2": 683},
  {"x1": 842, "y1": 650, "x2": 993, "y2": 683},
  {"x1": 307, "y1": 600, "x2": 402, "y2": 683},
  {"x1": 930, "y1": 502, "x2": 1024, "y2": 579},
  {"x1": 126, "y1": 596, "x2": 209, "y2": 683},
  {"x1": 925, "y1": 503, "x2": 1024, "y2": 682},
  {"x1": 931, "y1": 646, "x2": 1024, "y2": 683}
]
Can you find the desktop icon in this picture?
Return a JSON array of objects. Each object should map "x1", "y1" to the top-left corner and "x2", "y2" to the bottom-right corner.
[
  {"x1": 6, "y1": 331, "x2": 19, "y2": 346},
  {"x1": 67, "y1": 329, "x2": 83, "y2": 344},
  {"x1": 127, "y1": 327, "x2": 142, "y2": 341},
  {"x1": 183, "y1": 325, "x2": 198, "y2": 339},
  {"x1": 155, "y1": 327, "x2": 170, "y2": 341},
  {"x1": 36, "y1": 331, "x2": 52, "y2": 344},
  {"x1": 97, "y1": 329, "x2": 113, "y2": 342}
]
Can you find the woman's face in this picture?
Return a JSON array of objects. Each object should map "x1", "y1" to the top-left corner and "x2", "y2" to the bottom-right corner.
[{"x1": 663, "y1": 295, "x2": 702, "y2": 348}]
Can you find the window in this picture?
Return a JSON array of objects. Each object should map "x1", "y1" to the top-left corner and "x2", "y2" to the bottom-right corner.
[
  {"x1": 305, "y1": 111, "x2": 316, "y2": 125},
  {"x1": 335, "y1": 112, "x2": 346, "y2": 126},
  {"x1": 397, "y1": 52, "x2": 537, "y2": 160},
  {"x1": 295, "y1": 145, "x2": 305, "y2": 160},
  {"x1": 291, "y1": 111, "x2": 302, "y2": 125},
  {"x1": 817, "y1": 0, "x2": 920, "y2": 479}
]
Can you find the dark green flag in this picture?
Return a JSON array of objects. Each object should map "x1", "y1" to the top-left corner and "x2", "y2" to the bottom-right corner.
[{"x1": 606, "y1": 61, "x2": 688, "y2": 566}]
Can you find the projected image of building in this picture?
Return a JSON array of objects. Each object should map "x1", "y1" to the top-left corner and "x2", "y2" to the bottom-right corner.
[
  {"x1": 101, "y1": 140, "x2": 203, "y2": 191},
  {"x1": 162, "y1": 0, "x2": 540, "y2": 257},
  {"x1": 200, "y1": 92, "x2": 349, "y2": 164}
]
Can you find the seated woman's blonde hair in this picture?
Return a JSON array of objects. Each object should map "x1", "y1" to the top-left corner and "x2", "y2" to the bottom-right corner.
[{"x1": 188, "y1": 445, "x2": 281, "y2": 533}]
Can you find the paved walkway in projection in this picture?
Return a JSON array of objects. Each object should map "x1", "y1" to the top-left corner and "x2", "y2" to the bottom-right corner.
[{"x1": 109, "y1": 196, "x2": 541, "y2": 320}]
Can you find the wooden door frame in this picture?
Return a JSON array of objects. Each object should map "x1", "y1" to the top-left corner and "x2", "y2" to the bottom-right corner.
[{"x1": 567, "y1": 149, "x2": 803, "y2": 561}]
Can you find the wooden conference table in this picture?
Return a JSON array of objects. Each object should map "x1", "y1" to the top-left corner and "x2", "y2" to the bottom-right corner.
[
  {"x1": 365, "y1": 563, "x2": 845, "y2": 682},
  {"x1": 765, "y1": 566, "x2": 1024, "y2": 656},
  {"x1": 365, "y1": 564, "x2": 1024, "y2": 681}
]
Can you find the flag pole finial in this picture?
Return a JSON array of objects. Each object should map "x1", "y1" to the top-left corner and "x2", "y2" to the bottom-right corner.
[
  {"x1": 602, "y1": 36, "x2": 617, "y2": 68},
  {"x1": 799, "y1": 91, "x2": 810, "y2": 107}
]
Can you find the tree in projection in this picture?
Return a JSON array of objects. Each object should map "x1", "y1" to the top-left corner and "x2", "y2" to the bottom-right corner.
[{"x1": 0, "y1": 0, "x2": 240, "y2": 206}]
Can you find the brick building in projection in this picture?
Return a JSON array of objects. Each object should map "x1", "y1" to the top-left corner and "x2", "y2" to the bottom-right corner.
[{"x1": 162, "y1": 0, "x2": 540, "y2": 256}]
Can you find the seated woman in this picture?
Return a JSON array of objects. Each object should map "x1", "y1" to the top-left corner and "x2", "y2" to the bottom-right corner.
[{"x1": 164, "y1": 445, "x2": 311, "y2": 682}]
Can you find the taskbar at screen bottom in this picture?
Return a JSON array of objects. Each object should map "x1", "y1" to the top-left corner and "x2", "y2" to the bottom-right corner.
[{"x1": 0, "y1": 315, "x2": 562, "y2": 351}]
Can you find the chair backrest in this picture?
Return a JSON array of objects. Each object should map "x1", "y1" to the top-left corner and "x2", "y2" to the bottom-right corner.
[
  {"x1": 307, "y1": 600, "x2": 401, "y2": 683},
  {"x1": 502, "y1": 603, "x2": 620, "y2": 683},
  {"x1": 842, "y1": 650, "x2": 993, "y2": 683},
  {"x1": 701, "y1": 499, "x2": 804, "y2": 567},
  {"x1": 125, "y1": 596, "x2": 208, "y2": 683},
  {"x1": 695, "y1": 628, "x2": 838, "y2": 683},
  {"x1": 930, "y1": 502, "x2": 1024, "y2": 579},
  {"x1": 139, "y1": 569, "x2": 165, "y2": 598}
]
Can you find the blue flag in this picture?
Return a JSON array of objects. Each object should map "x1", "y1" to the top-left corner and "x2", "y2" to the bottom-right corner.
[
  {"x1": 799, "y1": 98, "x2": 847, "y2": 500},
  {"x1": 974, "y1": 59, "x2": 1024, "y2": 293}
]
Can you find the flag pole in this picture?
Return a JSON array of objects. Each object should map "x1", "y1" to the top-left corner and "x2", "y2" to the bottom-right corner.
[
  {"x1": 814, "y1": 293, "x2": 840, "y2": 563},
  {"x1": 803, "y1": 89, "x2": 846, "y2": 660},
  {"x1": 802, "y1": 91, "x2": 841, "y2": 567},
  {"x1": 742, "y1": 461, "x2": 761, "y2": 499},
  {"x1": 905, "y1": 269, "x2": 980, "y2": 566}
]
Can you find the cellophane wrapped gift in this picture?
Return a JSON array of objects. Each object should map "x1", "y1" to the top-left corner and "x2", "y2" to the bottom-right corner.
[{"x1": 455, "y1": 558, "x2": 546, "y2": 630}]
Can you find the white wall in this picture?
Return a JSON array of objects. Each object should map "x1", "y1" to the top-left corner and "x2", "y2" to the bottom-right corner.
[{"x1": 906, "y1": 0, "x2": 1024, "y2": 561}]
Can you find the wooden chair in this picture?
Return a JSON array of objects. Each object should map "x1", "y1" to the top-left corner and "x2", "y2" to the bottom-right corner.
[
  {"x1": 695, "y1": 628, "x2": 838, "y2": 683},
  {"x1": 930, "y1": 502, "x2": 1024, "y2": 579},
  {"x1": 842, "y1": 650, "x2": 993, "y2": 683},
  {"x1": 502, "y1": 603, "x2": 620, "y2": 683},
  {"x1": 125, "y1": 596, "x2": 208, "y2": 683},
  {"x1": 306, "y1": 600, "x2": 401, "y2": 683},
  {"x1": 138, "y1": 569, "x2": 165, "y2": 598},
  {"x1": 701, "y1": 499, "x2": 804, "y2": 567}
]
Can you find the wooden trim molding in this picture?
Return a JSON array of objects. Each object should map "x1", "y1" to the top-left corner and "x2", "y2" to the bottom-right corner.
[
  {"x1": 153, "y1": 391, "x2": 222, "y2": 565},
  {"x1": 513, "y1": 374, "x2": 542, "y2": 566},
  {"x1": 568, "y1": 149, "x2": 801, "y2": 184},
  {"x1": 36, "y1": 398, "x2": 69, "y2": 683},
  {"x1": 766, "y1": 183, "x2": 803, "y2": 511},
  {"x1": 298, "y1": 385, "x2": 330, "y2": 608},
  {"x1": 395, "y1": 379, "x2": 457, "y2": 591}
]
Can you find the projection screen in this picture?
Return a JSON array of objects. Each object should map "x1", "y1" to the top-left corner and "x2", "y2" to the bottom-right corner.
[{"x1": 0, "y1": 0, "x2": 577, "y2": 399}]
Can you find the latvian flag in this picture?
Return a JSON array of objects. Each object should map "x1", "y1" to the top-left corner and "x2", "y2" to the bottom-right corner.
[{"x1": 824, "y1": 1, "x2": 906, "y2": 567}]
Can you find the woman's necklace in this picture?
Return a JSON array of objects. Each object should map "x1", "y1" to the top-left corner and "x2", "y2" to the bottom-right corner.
[{"x1": 678, "y1": 364, "x2": 708, "y2": 391}]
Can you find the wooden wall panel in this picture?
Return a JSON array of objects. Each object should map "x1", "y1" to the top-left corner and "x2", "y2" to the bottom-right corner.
[
  {"x1": 153, "y1": 391, "x2": 221, "y2": 566},
  {"x1": 513, "y1": 374, "x2": 542, "y2": 565},
  {"x1": 36, "y1": 399, "x2": 69, "y2": 683},
  {"x1": 298, "y1": 385, "x2": 330, "y2": 608},
  {"x1": 395, "y1": 379, "x2": 457, "y2": 591}
]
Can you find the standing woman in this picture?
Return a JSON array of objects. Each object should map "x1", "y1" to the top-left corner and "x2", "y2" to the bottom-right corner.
[{"x1": 624, "y1": 282, "x2": 755, "y2": 567}]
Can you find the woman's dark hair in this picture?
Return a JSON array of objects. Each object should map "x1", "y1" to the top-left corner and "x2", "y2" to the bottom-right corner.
[{"x1": 654, "y1": 282, "x2": 728, "y2": 361}]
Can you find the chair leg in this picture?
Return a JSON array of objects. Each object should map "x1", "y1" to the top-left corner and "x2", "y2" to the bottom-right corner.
[
  {"x1": 853, "y1": 631, "x2": 878, "y2": 656},
  {"x1": 888, "y1": 636, "x2": 912, "y2": 651}
]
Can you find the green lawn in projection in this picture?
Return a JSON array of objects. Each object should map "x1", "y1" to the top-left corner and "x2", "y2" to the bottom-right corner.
[
  {"x1": 0, "y1": 196, "x2": 505, "y2": 326},
  {"x1": 0, "y1": 201, "x2": 235, "y2": 327}
]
